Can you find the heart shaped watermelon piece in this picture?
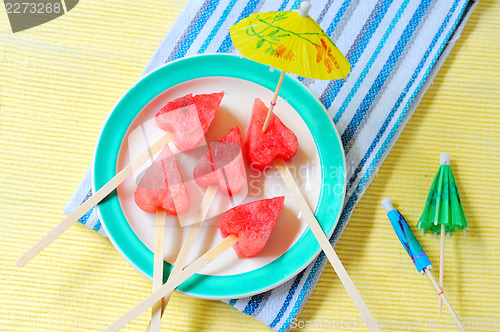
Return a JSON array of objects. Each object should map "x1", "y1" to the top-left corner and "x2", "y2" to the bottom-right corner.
[
  {"x1": 155, "y1": 92, "x2": 225, "y2": 152},
  {"x1": 134, "y1": 146, "x2": 189, "y2": 215},
  {"x1": 218, "y1": 196, "x2": 285, "y2": 258},
  {"x1": 193, "y1": 127, "x2": 246, "y2": 196},
  {"x1": 245, "y1": 98, "x2": 298, "y2": 170}
]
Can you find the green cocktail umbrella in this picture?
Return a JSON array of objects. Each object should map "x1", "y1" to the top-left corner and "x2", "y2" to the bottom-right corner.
[{"x1": 417, "y1": 153, "x2": 468, "y2": 315}]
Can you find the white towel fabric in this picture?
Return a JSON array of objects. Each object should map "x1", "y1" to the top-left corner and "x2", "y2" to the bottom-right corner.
[{"x1": 64, "y1": 0, "x2": 477, "y2": 330}]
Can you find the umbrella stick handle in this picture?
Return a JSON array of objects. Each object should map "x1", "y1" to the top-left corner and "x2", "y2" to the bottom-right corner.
[
  {"x1": 16, "y1": 132, "x2": 174, "y2": 267},
  {"x1": 439, "y1": 224, "x2": 445, "y2": 316},
  {"x1": 425, "y1": 269, "x2": 465, "y2": 332},
  {"x1": 274, "y1": 158, "x2": 380, "y2": 332},
  {"x1": 262, "y1": 71, "x2": 286, "y2": 132}
]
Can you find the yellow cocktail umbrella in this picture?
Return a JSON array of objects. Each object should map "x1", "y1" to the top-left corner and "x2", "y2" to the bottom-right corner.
[{"x1": 230, "y1": 1, "x2": 351, "y2": 130}]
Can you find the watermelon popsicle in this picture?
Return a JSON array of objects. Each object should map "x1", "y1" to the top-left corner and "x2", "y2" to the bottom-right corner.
[
  {"x1": 155, "y1": 92, "x2": 225, "y2": 152},
  {"x1": 134, "y1": 145, "x2": 189, "y2": 215},
  {"x1": 134, "y1": 145, "x2": 189, "y2": 332},
  {"x1": 218, "y1": 196, "x2": 285, "y2": 258},
  {"x1": 246, "y1": 98, "x2": 298, "y2": 171},
  {"x1": 193, "y1": 127, "x2": 246, "y2": 196},
  {"x1": 246, "y1": 98, "x2": 379, "y2": 331}
]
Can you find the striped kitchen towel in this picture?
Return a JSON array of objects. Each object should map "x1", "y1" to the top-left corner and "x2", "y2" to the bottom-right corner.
[{"x1": 64, "y1": 0, "x2": 477, "y2": 330}]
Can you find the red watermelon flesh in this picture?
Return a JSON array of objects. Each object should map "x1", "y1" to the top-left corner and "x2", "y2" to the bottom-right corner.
[
  {"x1": 193, "y1": 127, "x2": 246, "y2": 196},
  {"x1": 134, "y1": 145, "x2": 189, "y2": 215},
  {"x1": 218, "y1": 196, "x2": 285, "y2": 258},
  {"x1": 245, "y1": 98, "x2": 298, "y2": 170},
  {"x1": 155, "y1": 92, "x2": 225, "y2": 152}
]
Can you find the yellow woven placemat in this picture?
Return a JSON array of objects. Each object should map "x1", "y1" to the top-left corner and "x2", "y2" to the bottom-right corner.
[{"x1": 1, "y1": 1, "x2": 498, "y2": 331}]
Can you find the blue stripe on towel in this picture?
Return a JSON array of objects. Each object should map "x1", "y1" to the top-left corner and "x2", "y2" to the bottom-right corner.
[
  {"x1": 269, "y1": 270, "x2": 305, "y2": 329},
  {"x1": 325, "y1": 0, "x2": 352, "y2": 36},
  {"x1": 92, "y1": 217, "x2": 102, "y2": 233},
  {"x1": 198, "y1": 0, "x2": 238, "y2": 54},
  {"x1": 78, "y1": 190, "x2": 93, "y2": 224},
  {"x1": 316, "y1": 1, "x2": 333, "y2": 24},
  {"x1": 243, "y1": 293, "x2": 266, "y2": 315},
  {"x1": 277, "y1": 0, "x2": 290, "y2": 11},
  {"x1": 79, "y1": 205, "x2": 93, "y2": 224},
  {"x1": 290, "y1": 0, "x2": 302, "y2": 10}
]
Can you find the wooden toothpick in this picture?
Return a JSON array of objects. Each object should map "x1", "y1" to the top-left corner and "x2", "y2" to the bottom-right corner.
[
  {"x1": 262, "y1": 70, "x2": 286, "y2": 132},
  {"x1": 439, "y1": 223, "x2": 445, "y2": 316},
  {"x1": 425, "y1": 268, "x2": 465, "y2": 332}
]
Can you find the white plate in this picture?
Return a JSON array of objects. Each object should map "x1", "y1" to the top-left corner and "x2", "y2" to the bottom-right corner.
[{"x1": 93, "y1": 54, "x2": 346, "y2": 299}]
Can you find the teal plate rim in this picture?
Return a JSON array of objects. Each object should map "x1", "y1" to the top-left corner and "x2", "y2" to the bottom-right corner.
[{"x1": 93, "y1": 54, "x2": 346, "y2": 299}]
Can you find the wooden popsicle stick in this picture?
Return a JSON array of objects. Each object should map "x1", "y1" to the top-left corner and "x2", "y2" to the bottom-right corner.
[
  {"x1": 103, "y1": 234, "x2": 238, "y2": 332},
  {"x1": 150, "y1": 209, "x2": 167, "y2": 331},
  {"x1": 274, "y1": 158, "x2": 380, "y2": 332},
  {"x1": 425, "y1": 269, "x2": 465, "y2": 332},
  {"x1": 145, "y1": 185, "x2": 218, "y2": 332},
  {"x1": 167, "y1": 185, "x2": 218, "y2": 281},
  {"x1": 262, "y1": 70, "x2": 286, "y2": 132},
  {"x1": 16, "y1": 132, "x2": 174, "y2": 267},
  {"x1": 439, "y1": 223, "x2": 445, "y2": 316}
]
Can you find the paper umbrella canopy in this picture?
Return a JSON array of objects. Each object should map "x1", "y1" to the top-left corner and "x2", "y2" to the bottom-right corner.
[
  {"x1": 229, "y1": 1, "x2": 351, "y2": 80},
  {"x1": 417, "y1": 153, "x2": 468, "y2": 235}
]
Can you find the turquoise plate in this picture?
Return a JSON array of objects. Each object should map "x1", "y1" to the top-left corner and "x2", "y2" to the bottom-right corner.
[{"x1": 93, "y1": 54, "x2": 345, "y2": 299}]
